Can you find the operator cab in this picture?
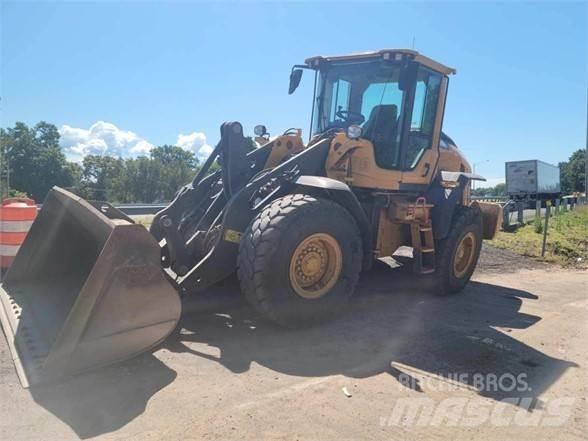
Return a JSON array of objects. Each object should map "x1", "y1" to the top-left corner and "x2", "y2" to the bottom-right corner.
[{"x1": 290, "y1": 49, "x2": 455, "y2": 172}]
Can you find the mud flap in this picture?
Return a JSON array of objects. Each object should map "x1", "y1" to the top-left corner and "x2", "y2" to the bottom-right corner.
[{"x1": 0, "y1": 187, "x2": 181, "y2": 387}]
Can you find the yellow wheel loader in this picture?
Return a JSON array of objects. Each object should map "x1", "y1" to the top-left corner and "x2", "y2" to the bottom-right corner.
[{"x1": 0, "y1": 49, "x2": 502, "y2": 387}]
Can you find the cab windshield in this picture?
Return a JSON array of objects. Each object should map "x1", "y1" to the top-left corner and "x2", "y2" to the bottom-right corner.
[
  {"x1": 312, "y1": 61, "x2": 405, "y2": 132},
  {"x1": 311, "y1": 59, "x2": 442, "y2": 170},
  {"x1": 312, "y1": 61, "x2": 406, "y2": 167}
]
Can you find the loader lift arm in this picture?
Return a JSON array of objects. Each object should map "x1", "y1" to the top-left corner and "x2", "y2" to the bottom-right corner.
[{"x1": 149, "y1": 122, "x2": 371, "y2": 295}]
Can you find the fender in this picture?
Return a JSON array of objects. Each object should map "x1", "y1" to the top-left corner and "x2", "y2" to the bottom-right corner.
[
  {"x1": 294, "y1": 175, "x2": 373, "y2": 267},
  {"x1": 427, "y1": 173, "x2": 473, "y2": 240},
  {"x1": 426, "y1": 171, "x2": 491, "y2": 240}
]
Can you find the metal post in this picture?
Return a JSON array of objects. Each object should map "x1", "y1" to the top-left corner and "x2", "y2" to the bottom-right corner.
[
  {"x1": 584, "y1": 88, "x2": 588, "y2": 198},
  {"x1": 473, "y1": 164, "x2": 476, "y2": 191},
  {"x1": 541, "y1": 202, "x2": 551, "y2": 257},
  {"x1": 535, "y1": 199, "x2": 541, "y2": 218},
  {"x1": 555, "y1": 198, "x2": 560, "y2": 215},
  {"x1": 517, "y1": 202, "x2": 524, "y2": 224},
  {"x1": 502, "y1": 203, "x2": 510, "y2": 230},
  {"x1": 472, "y1": 159, "x2": 490, "y2": 192}
]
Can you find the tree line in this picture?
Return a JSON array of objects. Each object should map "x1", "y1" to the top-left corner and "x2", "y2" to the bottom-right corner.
[
  {"x1": 471, "y1": 183, "x2": 506, "y2": 198},
  {"x1": 0, "y1": 121, "x2": 256, "y2": 203},
  {"x1": 0, "y1": 120, "x2": 585, "y2": 203}
]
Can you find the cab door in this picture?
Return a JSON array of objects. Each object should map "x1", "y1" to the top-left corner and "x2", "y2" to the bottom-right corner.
[{"x1": 399, "y1": 66, "x2": 448, "y2": 187}]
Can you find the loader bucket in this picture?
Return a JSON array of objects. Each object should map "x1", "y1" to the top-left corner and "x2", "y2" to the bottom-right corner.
[{"x1": 0, "y1": 187, "x2": 181, "y2": 387}]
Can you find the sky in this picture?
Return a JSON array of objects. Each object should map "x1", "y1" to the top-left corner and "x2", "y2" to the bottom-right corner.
[{"x1": 1, "y1": 1, "x2": 586, "y2": 187}]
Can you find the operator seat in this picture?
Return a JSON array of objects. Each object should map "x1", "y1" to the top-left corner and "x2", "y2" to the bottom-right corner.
[{"x1": 362, "y1": 104, "x2": 399, "y2": 169}]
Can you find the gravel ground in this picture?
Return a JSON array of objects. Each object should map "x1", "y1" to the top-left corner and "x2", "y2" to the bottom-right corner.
[
  {"x1": 0, "y1": 245, "x2": 586, "y2": 441},
  {"x1": 477, "y1": 243, "x2": 551, "y2": 273}
]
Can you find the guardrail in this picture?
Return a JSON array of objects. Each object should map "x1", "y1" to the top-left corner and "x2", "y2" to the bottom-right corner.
[
  {"x1": 37, "y1": 203, "x2": 168, "y2": 216},
  {"x1": 115, "y1": 203, "x2": 167, "y2": 216},
  {"x1": 471, "y1": 196, "x2": 508, "y2": 203}
]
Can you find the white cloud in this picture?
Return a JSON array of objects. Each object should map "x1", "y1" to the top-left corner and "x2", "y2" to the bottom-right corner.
[
  {"x1": 175, "y1": 131, "x2": 213, "y2": 162},
  {"x1": 59, "y1": 121, "x2": 215, "y2": 163},
  {"x1": 59, "y1": 121, "x2": 154, "y2": 161}
]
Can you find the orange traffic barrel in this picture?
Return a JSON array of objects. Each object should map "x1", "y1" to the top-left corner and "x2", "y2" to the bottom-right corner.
[{"x1": 0, "y1": 197, "x2": 37, "y2": 269}]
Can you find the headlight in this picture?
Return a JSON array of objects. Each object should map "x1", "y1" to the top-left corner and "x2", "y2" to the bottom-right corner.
[
  {"x1": 254, "y1": 125, "x2": 267, "y2": 136},
  {"x1": 346, "y1": 124, "x2": 362, "y2": 139}
]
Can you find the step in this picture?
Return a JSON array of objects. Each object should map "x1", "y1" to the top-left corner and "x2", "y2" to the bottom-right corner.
[
  {"x1": 421, "y1": 248, "x2": 435, "y2": 253},
  {"x1": 419, "y1": 227, "x2": 432, "y2": 232},
  {"x1": 421, "y1": 266, "x2": 435, "y2": 274}
]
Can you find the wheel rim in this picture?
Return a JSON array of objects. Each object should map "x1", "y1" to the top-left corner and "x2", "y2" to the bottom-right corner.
[
  {"x1": 289, "y1": 233, "x2": 343, "y2": 299},
  {"x1": 453, "y1": 231, "x2": 476, "y2": 279}
]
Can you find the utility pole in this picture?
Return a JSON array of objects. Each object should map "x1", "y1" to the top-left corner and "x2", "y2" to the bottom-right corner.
[
  {"x1": 0, "y1": 144, "x2": 6, "y2": 200},
  {"x1": 472, "y1": 159, "x2": 490, "y2": 191},
  {"x1": 0, "y1": 141, "x2": 11, "y2": 200}
]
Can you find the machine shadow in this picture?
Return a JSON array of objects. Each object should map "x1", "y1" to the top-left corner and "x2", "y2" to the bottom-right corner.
[
  {"x1": 29, "y1": 346, "x2": 176, "y2": 439},
  {"x1": 170, "y1": 260, "x2": 576, "y2": 405},
  {"x1": 28, "y1": 261, "x2": 576, "y2": 438},
  {"x1": 25, "y1": 282, "x2": 244, "y2": 439}
]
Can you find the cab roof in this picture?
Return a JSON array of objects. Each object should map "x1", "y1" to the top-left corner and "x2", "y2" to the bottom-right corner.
[{"x1": 304, "y1": 49, "x2": 456, "y2": 76}]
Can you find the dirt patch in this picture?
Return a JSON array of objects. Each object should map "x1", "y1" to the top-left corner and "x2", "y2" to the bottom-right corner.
[{"x1": 476, "y1": 243, "x2": 551, "y2": 274}]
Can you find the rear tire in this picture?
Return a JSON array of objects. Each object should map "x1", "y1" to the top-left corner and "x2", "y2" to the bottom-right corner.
[
  {"x1": 237, "y1": 194, "x2": 362, "y2": 327},
  {"x1": 433, "y1": 206, "x2": 483, "y2": 295}
]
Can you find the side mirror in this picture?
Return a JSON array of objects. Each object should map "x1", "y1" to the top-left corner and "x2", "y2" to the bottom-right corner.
[{"x1": 288, "y1": 69, "x2": 303, "y2": 95}]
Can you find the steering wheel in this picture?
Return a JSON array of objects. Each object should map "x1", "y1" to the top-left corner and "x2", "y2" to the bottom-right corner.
[{"x1": 335, "y1": 109, "x2": 365, "y2": 125}]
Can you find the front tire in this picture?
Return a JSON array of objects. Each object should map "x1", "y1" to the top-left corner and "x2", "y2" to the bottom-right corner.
[
  {"x1": 237, "y1": 194, "x2": 362, "y2": 327},
  {"x1": 433, "y1": 206, "x2": 483, "y2": 295}
]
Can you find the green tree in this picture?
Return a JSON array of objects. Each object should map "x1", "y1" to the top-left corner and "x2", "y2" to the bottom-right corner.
[
  {"x1": 471, "y1": 182, "x2": 505, "y2": 197},
  {"x1": 493, "y1": 182, "x2": 506, "y2": 196},
  {"x1": 1, "y1": 121, "x2": 75, "y2": 201},
  {"x1": 151, "y1": 144, "x2": 197, "y2": 167},
  {"x1": 80, "y1": 155, "x2": 125, "y2": 200},
  {"x1": 65, "y1": 162, "x2": 83, "y2": 191},
  {"x1": 34, "y1": 121, "x2": 60, "y2": 149},
  {"x1": 244, "y1": 136, "x2": 258, "y2": 152},
  {"x1": 150, "y1": 145, "x2": 197, "y2": 200},
  {"x1": 120, "y1": 156, "x2": 163, "y2": 203},
  {"x1": 559, "y1": 149, "x2": 586, "y2": 194}
]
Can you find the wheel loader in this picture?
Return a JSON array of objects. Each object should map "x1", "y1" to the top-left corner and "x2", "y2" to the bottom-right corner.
[{"x1": 0, "y1": 49, "x2": 502, "y2": 387}]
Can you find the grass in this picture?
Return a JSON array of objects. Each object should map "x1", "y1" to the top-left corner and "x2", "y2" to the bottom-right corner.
[
  {"x1": 490, "y1": 205, "x2": 588, "y2": 267},
  {"x1": 131, "y1": 215, "x2": 154, "y2": 229}
]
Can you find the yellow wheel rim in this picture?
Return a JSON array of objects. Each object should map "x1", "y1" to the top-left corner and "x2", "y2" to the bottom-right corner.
[
  {"x1": 453, "y1": 231, "x2": 476, "y2": 279},
  {"x1": 289, "y1": 233, "x2": 343, "y2": 299}
]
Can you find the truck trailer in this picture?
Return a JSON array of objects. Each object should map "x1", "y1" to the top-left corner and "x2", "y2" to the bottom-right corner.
[{"x1": 505, "y1": 160, "x2": 561, "y2": 202}]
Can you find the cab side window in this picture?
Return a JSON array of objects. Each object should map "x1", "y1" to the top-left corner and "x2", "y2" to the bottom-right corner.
[
  {"x1": 329, "y1": 79, "x2": 351, "y2": 122},
  {"x1": 406, "y1": 68, "x2": 442, "y2": 169},
  {"x1": 361, "y1": 82, "x2": 404, "y2": 169}
]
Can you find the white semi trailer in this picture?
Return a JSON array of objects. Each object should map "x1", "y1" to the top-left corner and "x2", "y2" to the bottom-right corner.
[{"x1": 505, "y1": 160, "x2": 561, "y2": 201}]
